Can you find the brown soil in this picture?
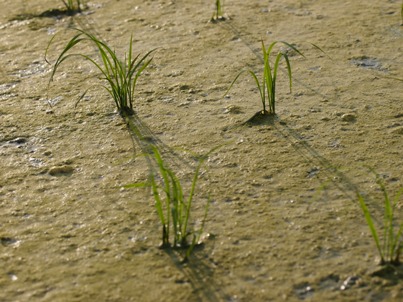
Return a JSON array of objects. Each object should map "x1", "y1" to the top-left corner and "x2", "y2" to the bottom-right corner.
[{"x1": 1, "y1": 0, "x2": 402, "y2": 301}]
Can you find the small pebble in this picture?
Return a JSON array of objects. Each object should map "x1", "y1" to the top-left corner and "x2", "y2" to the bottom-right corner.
[
  {"x1": 341, "y1": 113, "x2": 357, "y2": 122},
  {"x1": 48, "y1": 165, "x2": 74, "y2": 176},
  {"x1": 224, "y1": 105, "x2": 242, "y2": 114},
  {"x1": 340, "y1": 276, "x2": 359, "y2": 290},
  {"x1": 390, "y1": 126, "x2": 403, "y2": 135}
]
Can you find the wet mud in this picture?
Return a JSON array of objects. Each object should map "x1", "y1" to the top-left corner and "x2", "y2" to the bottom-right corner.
[{"x1": 1, "y1": 0, "x2": 402, "y2": 301}]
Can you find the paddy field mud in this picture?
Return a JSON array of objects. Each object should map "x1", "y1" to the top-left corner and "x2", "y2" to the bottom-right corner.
[{"x1": 0, "y1": 0, "x2": 402, "y2": 301}]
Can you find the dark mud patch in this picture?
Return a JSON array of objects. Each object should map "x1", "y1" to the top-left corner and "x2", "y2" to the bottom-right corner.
[
  {"x1": 349, "y1": 56, "x2": 388, "y2": 72},
  {"x1": 7, "y1": 137, "x2": 28, "y2": 145},
  {"x1": 0, "y1": 237, "x2": 21, "y2": 247},
  {"x1": 0, "y1": 82, "x2": 19, "y2": 99},
  {"x1": 317, "y1": 274, "x2": 340, "y2": 291},
  {"x1": 293, "y1": 282, "x2": 315, "y2": 300}
]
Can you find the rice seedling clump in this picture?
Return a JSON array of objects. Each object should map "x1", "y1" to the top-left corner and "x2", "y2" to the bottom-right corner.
[
  {"x1": 46, "y1": 29, "x2": 155, "y2": 116},
  {"x1": 125, "y1": 147, "x2": 212, "y2": 261},
  {"x1": 210, "y1": 0, "x2": 227, "y2": 22},
  {"x1": 225, "y1": 40, "x2": 304, "y2": 116},
  {"x1": 62, "y1": 0, "x2": 83, "y2": 14},
  {"x1": 357, "y1": 172, "x2": 403, "y2": 265}
]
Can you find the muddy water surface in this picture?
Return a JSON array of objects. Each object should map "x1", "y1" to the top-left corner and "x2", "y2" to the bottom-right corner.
[{"x1": 1, "y1": 0, "x2": 402, "y2": 301}]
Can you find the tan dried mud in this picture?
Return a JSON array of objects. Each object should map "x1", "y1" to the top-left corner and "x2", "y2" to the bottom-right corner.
[{"x1": 1, "y1": 0, "x2": 402, "y2": 301}]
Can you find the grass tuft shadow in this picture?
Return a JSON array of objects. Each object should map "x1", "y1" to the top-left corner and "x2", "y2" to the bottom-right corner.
[
  {"x1": 39, "y1": 8, "x2": 82, "y2": 18},
  {"x1": 371, "y1": 264, "x2": 403, "y2": 285},
  {"x1": 163, "y1": 242, "x2": 228, "y2": 302},
  {"x1": 272, "y1": 116, "x2": 361, "y2": 202},
  {"x1": 123, "y1": 113, "x2": 195, "y2": 171},
  {"x1": 10, "y1": 5, "x2": 86, "y2": 21},
  {"x1": 243, "y1": 110, "x2": 277, "y2": 126}
]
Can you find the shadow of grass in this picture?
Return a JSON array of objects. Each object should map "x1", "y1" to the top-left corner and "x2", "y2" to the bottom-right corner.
[
  {"x1": 371, "y1": 264, "x2": 403, "y2": 285},
  {"x1": 163, "y1": 245, "x2": 229, "y2": 302},
  {"x1": 272, "y1": 116, "x2": 360, "y2": 202},
  {"x1": 243, "y1": 111, "x2": 277, "y2": 126},
  {"x1": 123, "y1": 113, "x2": 225, "y2": 300},
  {"x1": 227, "y1": 111, "x2": 385, "y2": 216},
  {"x1": 123, "y1": 113, "x2": 196, "y2": 172},
  {"x1": 241, "y1": 114, "x2": 386, "y2": 219},
  {"x1": 10, "y1": 9, "x2": 82, "y2": 22},
  {"x1": 9, "y1": 3, "x2": 86, "y2": 21}
]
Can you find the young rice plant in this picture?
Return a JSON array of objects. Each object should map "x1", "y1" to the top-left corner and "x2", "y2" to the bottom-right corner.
[
  {"x1": 357, "y1": 173, "x2": 403, "y2": 265},
  {"x1": 211, "y1": 0, "x2": 226, "y2": 22},
  {"x1": 46, "y1": 29, "x2": 155, "y2": 116},
  {"x1": 224, "y1": 40, "x2": 304, "y2": 116},
  {"x1": 62, "y1": 0, "x2": 82, "y2": 13},
  {"x1": 125, "y1": 147, "x2": 211, "y2": 261}
]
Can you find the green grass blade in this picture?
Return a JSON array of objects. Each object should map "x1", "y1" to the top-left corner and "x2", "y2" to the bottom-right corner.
[
  {"x1": 392, "y1": 223, "x2": 403, "y2": 263},
  {"x1": 278, "y1": 41, "x2": 305, "y2": 58},
  {"x1": 309, "y1": 42, "x2": 330, "y2": 60},
  {"x1": 130, "y1": 56, "x2": 154, "y2": 107},
  {"x1": 262, "y1": 41, "x2": 276, "y2": 113},
  {"x1": 248, "y1": 70, "x2": 265, "y2": 112},
  {"x1": 184, "y1": 195, "x2": 211, "y2": 262},
  {"x1": 74, "y1": 88, "x2": 89, "y2": 108},
  {"x1": 217, "y1": 0, "x2": 222, "y2": 16},
  {"x1": 181, "y1": 158, "x2": 202, "y2": 243},
  {"x1": 266, "y1": 41, "x2": 278, "y2": 56},
  {"x1": 375, "y1": 175, "x2": 394, "y2": 261},
  {"x1": 152, "y1": 148, "x2": 173, "y2": 241},
  {"x1": 357, "y1": 192, "x2": 384, "y2": 263},
  {"x1": 390, "y1": 188, "x2": 403, "y2": 262},
  {"x1": 62, "y1": 0, "x2": 69, "y2": 10},
  {"x1": 150, "y1": 174, "x2": 169, "y2": 246},
  {"x1": 122, "y1": 182, "x2": 150, "y2": 189},
  {"x1": 264, "y1": 62, "x2": 273, "y2": 113},
  {"x1": 48, "y1": 33, "x2": 85, "y2": 82},
  {"x1": 223, "y1": 70, "x2": 246, "y2": 97},
  {"x1": 130, "y1": 48, "x2": 156, "y2": 78},
  {"x1": 128, "y1": 35, "x2": 133, "y2": 69},
  {"x1": 47, "y1": 28, "x2": 154, "y2": 116},
  {"x1": 282, "y1": 54, "x2": 293, "y2": 92},
  {"x1": 182, "y1": 145, "x2": 219, "y2": 242},
  {"x1": 150, "y1": 176, "x2": 165, "y2": 225},
  {"x1": 170, "y1": 169, "x2": 185, "y2": 246},
  {"x1": 45, "y1": 34, "x2": 59, "y2": 65}
]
